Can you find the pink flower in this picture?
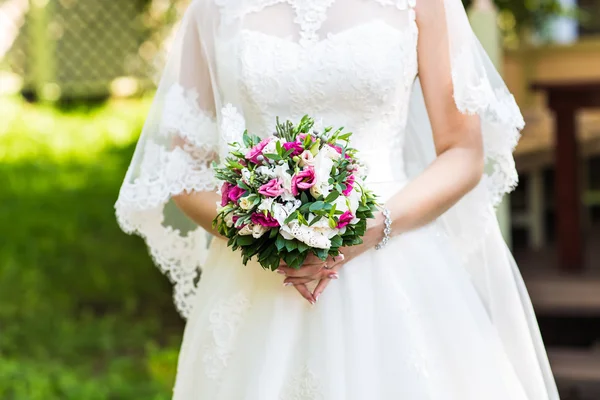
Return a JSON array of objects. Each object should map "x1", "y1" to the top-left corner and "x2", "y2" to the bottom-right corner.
[
  {"x1": 291, "y1": 166, "x2": 316, "y2": 196},
  {"x1": 220, "y1": 182, "x2": 234, "y2": 206},
  {"x1": 283, "y1": 141, "x2": 304, "y2": 157},
  {"x1": 228, "y1": 186, "x2": 246, "y2": 203},
  {"x1": 337, "y1": 211, "x2": 354, "y2": 229},
  {"x1": 297, "y1": 133, "x2": 310, "y2": 142},
  {"x1": 342, "y1": 174, "x2": 355, "y2": 196},
  {"x1": 328, "y1": 143, "x2": 351, "y2": 159},
  {"x1": 251, "y1": 212, "x2": 280, "y2": 227},
  {"x1": 245, "y1": 137, "x2": 272, "y2": 164},
  {"x1": 258, "y1": 178, "x2": 285, "y2": 197}
]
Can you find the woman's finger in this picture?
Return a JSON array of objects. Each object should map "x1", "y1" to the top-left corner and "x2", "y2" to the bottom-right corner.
[
  {"x1": 312, "y1": 278, "x2": 333, "y2": 302},
  {"x1": 284, "y1": 271, "x2": 339, "y2": 286},
  {"x1": 290, "y1": 283, "x2": 315, "y2": 304},
  {"x1": 277, "y1": 263, "x2": 323, "y2": 277}
]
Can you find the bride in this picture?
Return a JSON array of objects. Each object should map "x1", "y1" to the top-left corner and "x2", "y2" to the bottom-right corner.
[{"x1": 116, "y1": 0, "x2": 560, "y2": 398}]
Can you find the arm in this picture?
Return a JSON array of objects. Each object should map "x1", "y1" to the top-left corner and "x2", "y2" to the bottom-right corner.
[
  {"x1": 385, "y1": 0, "x2": 483, "y2": 235},
  {"x1": 173, "y1": 191, "x2": 222, "y2": 237}
]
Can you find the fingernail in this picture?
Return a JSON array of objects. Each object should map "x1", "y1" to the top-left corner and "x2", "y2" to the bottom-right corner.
[
  {"x1": 330, "y1": 273, "x2": 339, "y2": 280},
  {"x1": 283, "y1": 282, "x2": 293, "y2": 287},
  {"x1": 315, "y1": 294, "x2": 320, "y2": 302},
  {"x1": 309, "y1": 300, "x2": 316, "y2": 305},
  {"x1": 336, "y1": 254, "x2": 345, "y2": 261},
  {"x1": 276, "y1": 269, "x2": 286, "y2": 275}
]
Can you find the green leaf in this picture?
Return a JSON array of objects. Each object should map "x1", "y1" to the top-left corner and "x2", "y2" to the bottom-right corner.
[
  {"x1": 330, "y1": 235, "x2": 343, "y2": 248},
  {"x1": 314, "y1": 248, "x2": 328, "y2": 261},
  {"x1": 269, "y1": 228, "x2": 279, "y2": 238},
  {"x1": 297, "y1": 241, "x2": 309, "y2": 253},
  {"x1": 329, "y1": 217, "x2": 337, "y2": 229},
  {"x1": 276, "y1": 140, "x2": 283, "y2": 155},
  {"x1": 275, "y1": 234, "x2": 286, "y2": 251},
  {"x1": 324, "y1": 191, "x2": 339, "y2": 203},
  {"x1": 237, "y1": 235, "x2": 255, "y2": 246},
  {"x1": 284, "y1": 210, "x2": 299, "y2": 224},
  {"x1": 264, "y1": 153, "x2": 282, "y2": 161},
  {"x1": 300, "y1": 191, "x2": 309, "y2": 204},
  {"x1": 309, "y1": 201, "x2": 325, "y2": 212},
  {"x1": 308, "y1": 214, "x2": 323, "y2": 226},
  {"x1": 285, "y1": 240, "x2": 297, "y2": 252}
]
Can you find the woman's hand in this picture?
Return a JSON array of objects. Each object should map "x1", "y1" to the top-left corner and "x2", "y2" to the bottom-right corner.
[{"x1": 279, "y1": 212, "x2": 386, "y2": 304}]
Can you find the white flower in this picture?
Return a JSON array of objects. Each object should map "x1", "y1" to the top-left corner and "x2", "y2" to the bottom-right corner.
[
  {"x1": 257, "y1": 197, "x2": 275, "y2": 213},
  {"x1": 320, "y1": 145, "x2": 341, "y2": 160},
  {"x1": 252, "y1": 224, "x2": 269, "y2": 239},
  {"x1": 256, "y1": 165, "x2": 275, "y2": 178},
  {"x1": 262, "y1": 138, "x2": 281, "y2": 155},
  {"x1": 239, "y1": 196, "x2": 253, "y2": 210},
  {"x1": 334, "y1": 196, "x2": 350, "y2": 213},
  {"x1": 273, "y1": 164, "x2": 293, "y2": 193},
  {"x1": 224, "y1": 212, "x2": 235, "y2": 228},
  {"x1": 272, "y1": 200, "x2": 301, "y2": 226},
  {"x1": 238, "y1": 224, "x2": 254, "y2": 236},
  {"x1": 299, "y1": 150, "x2": 315, "y2": 167},
  {"x1": 309, "y1": 150, "x2": 334, "y2": 198},
  {"x1": 241, "y1": 168, "x2": 252, "y2": 184}
]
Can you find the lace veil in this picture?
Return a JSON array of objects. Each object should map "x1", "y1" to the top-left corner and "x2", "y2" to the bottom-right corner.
[{"x1": 114, "y1": 2, "x2": 557, "y2": 396}]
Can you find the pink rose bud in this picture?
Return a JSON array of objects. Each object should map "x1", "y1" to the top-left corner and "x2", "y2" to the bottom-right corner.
[
  {"x1": 251, "y1": 212, "x2": 280, "y2": 227},
  {"x1": 228, "y1": 186, "x2": 246, "y2": 203},
  {"x1": 336, "y1": 211, "x2": 354, "y2": 229},
  {"x1": 258, "y1": 178, "x2": 285, "y2": 197},
  {"x1": 220, "y1": 182, "x2": 234, "y2": 206},
  {"x1": 299, "y1": 150, "x2": 314, "y2": 167},
  {"x1": 291, "y1": 166, "x2": 316, "y2": 196},
  {"x1": 342, "y1": 174, "x2": 355, "y2": 196},
  {"x1": 245, "y1": 138, "x2": 272, "y2": 164},
  {"x1": 283, "y1": 141, "x2": 304, "y2": 157}
]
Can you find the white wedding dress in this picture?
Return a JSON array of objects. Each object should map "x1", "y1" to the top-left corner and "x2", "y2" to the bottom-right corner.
[{"x1": 115, "y1": 0, "x2": 560, "y2": 399}]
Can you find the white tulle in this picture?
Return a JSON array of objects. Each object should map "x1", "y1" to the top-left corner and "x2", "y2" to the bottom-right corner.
[{"x1": 115, "y1": 0, "x2": 559, "y2": 398}]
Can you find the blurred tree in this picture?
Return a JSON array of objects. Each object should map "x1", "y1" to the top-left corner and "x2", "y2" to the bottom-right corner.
[{"x1": 463, "y1": 0, "x2": 566, "y2": 46}]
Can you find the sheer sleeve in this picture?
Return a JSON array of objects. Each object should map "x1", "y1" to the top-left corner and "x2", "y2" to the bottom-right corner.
[
  {"x1": 404, "y1": 1, "x2": 559, "y2": 399},
  {"x1": 115, "y1": 1, "x2": 219, "y2": 318}
]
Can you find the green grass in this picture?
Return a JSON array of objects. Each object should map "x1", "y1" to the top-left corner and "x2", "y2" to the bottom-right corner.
[{"x1": 0, "y1": 96, "x2": 183, "y2": 399}]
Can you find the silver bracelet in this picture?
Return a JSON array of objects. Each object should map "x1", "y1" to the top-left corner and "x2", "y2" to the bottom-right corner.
[{"x1": 375, "y1": 207, "x2": 392, "y2": 250}]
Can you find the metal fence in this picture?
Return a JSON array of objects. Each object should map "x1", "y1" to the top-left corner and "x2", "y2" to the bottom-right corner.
[{"x1": 0, "y1": 0, "x2": 189, "y2": 99}]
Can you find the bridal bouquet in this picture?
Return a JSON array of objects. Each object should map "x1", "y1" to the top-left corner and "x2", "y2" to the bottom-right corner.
[{"x1": 213, "y1": 116, "x2": 378, "y2": 271}]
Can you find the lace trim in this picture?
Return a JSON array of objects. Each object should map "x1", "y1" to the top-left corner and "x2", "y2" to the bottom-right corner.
[
  {"x1": 280, "y1": 365, "x2": 324, "y2": 400},
  {"x1": 115, "y1": 83, "x2": 221, "y2": 318},
  {"x1": 203, "y1": 293, "x2": 251, "y2": 380},
  {"x1": 218, "y1": 0, "x2": 415, "y2": 46},
  {"x1": 451, "y1": 44, "x2": 525, "y2": 207}
]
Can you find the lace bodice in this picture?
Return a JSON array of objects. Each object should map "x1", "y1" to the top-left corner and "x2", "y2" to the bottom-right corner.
[{"x1": 216, "y1": 0, "x2": 418, "y2": 184}]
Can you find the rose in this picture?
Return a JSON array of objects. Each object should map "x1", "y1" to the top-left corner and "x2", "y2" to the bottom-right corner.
[
  {"x1": 257, "y1": 197, "x2": 275, "y2": 213},
  {"x1": 291, "y1": 166, "x2": 316, "y2": 196},
  {"x1": 342, "y1": 174, "x2": 355, "y2": 196},
  {"x1": 310, "y1": 151, "x2": 334, "y2": 197},
  {"x1": 252, "y1": 224, "x2": 269, "y2": 239},
  {"x1": 220, "y1": 182, "x2": 234, "y2": 206},
  {"x1": 258, "y1": 178, "x2": 285, "y2": 197},
  {"x1": 283, "y1": 141, "x2": 304, "y2": 157},
  {"x1": 336, "y1": 211, "x2": 354, "y2": 229},
  {"x1": 251, "y1": 212, "x2": 280, "y2": 228},
  {"x1": 245, "y1": 137, "x2": 272, "y2": 164},
  {"x1": 299, "y1": 150, "x2": 314, "y2": 167},
  {"x1": 239, "y1": 194, "x2": 259, "y2": 210},
  {"x1": 238, "y1": 223, "x2": 254, "y2": 236},
  {"x1": 228, "y1": 186, "x2": 246, "y2": 203},
  {"x1": 224, "y1": 212, "x2": 235, "y2": 227}
]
